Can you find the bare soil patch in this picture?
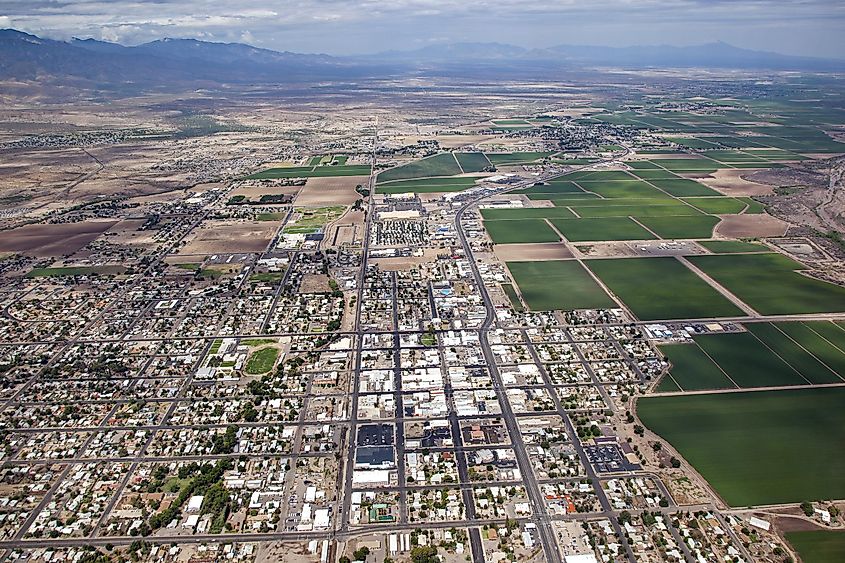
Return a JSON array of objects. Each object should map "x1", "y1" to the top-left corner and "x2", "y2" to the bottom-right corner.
[
  {"x1": 229, "y1": 184, "x2": 301, "y2": 199},
  {"x1": 0, "y1": 220, "x2": 117, "y2": 257},
  {"x1": 296, "y1": 176, "x2": 366, "y2": 206},
  {"x1": 299, "y1": 274, "x2": 332, "y2": 294},
  {"x1": 715, "y1": 214, "x2": 789, "y2": 238},
  {"x1": 573, "y1": 242, "x2": 639, "y2": 258},
  {"x1": 695, "y1": 169, "x2": 775, "y2": 196},
  {"x1": 371, "y1": 248, "x2": 441, "y2": 271},
  {"x1": 493, "y1": 242, "x2": 574, "y2": 261},
  {"x1": 178, "y1": 220, "x2": 278, "y2": 255}
]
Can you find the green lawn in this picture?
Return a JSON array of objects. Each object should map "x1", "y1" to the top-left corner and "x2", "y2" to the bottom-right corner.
[
  {"x1": 586, "y1": 257, "x2": 743, "y2": 321},
  {"x1": 507, "y1": 260, "x2": 614, "y2": 311},
  {"x1": 635, "y1": 215, "x2": 719, "y2": 239},
  {"x1": 638, "y1": 387, "x2": 845, "y2": 506},
  {"x1": 484, "y1": 219, "x2": 560, "y2": 244},
  {"x1": 244, "y1": 347, "x2": 279, "y2": 375},
  {"x1": 786, "y1": 531, "x2": 845, "y2": 563},
  {"x1": 377, "y1": 153, "x2": 461, "y2": 182},
  {"x1": 549, "y1": 217, "x2": 655, "y2": 242},
  {"x1": 688, "y1": 253, "x2": 845, "y2": 314}
]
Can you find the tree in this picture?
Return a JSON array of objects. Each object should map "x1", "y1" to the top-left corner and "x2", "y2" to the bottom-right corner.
[
  {"x1": 800, "y1": 501, "x2": 814, "y2": 516},
  {"x1": 410, "y1": 546, "x2": 438, "y2": 563},
  {"x1": 353, "y1": 547, "x2": 371, "y2": 561}
]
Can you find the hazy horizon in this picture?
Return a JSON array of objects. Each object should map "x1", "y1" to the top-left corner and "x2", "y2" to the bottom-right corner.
[{"x1": 0, "y1": 0, "x2": 843, "y2": 58}]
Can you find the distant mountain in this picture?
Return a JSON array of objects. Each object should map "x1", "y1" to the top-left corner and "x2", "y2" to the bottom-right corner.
[
  {"x1": 0, "y1": 29, "x2": 376, "y2": 95},
  {"x1": 543, "y1": 41, "x2": 844, "y2": 71},
  {"x1": 372, "y1": 40, "x2": 844, "y2": 71},
  {"x1": 1, "y1": 28, "x2": 843, "y2": 99}
]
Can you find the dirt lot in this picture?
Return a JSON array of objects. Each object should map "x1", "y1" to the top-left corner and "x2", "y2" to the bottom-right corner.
[
  {"x1": 715, "y1": 214, "x2": 790, "y2": 238},
  {"x1": 572, "y1": 242, "x2": 639, "y2": 258},
  {"x1": 370, "y1": 248, "x2": 441, "y2": 271},
  {"x1": 295, "y1": 176, "x2": 367, "y2": 206},
  {"x1": 326, "y1": 208, "x2": 364, "y2": 247},
  {"x1": 228, "y1": 183, "x2": 301, "y2": 199},
  {"x1": 178, "y1": 220, "x2": 279, "y2": 255},
  {"x1": 695, "y1": 169, "x2": 775, "y2": 196},
  {"x1": 493, "y1": 242, "x2": 574, "y2": 261},
  {"x1": 0, "y1": 220, "x2": 118, "y2": 257},
  {"x1": 298, "y1": 274, "x2": 332, "y2": 294}
]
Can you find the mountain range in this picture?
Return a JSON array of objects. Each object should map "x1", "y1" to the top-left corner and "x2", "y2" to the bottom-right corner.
[{"x1": 1, "y1": 28, "x2": 842, "y2": 96}]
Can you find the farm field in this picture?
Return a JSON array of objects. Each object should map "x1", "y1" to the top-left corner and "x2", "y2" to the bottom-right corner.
[
  {"x1": 377, "y1": 153, "x2": 461, "y2": 182},
  {"x1": 483, "y1": 219, "x2": 560, "y2": 244},
  {"x1": 697, "y1": 240, "x2": 767, "y2": 253},
  {"x1": 683, "y1": 197, "x2": 752, "y2": 215},
  {"x1": 455, "y1": 152, "x2": 491, "y2": 172},
  {"x1": 775, "y1": 322, "x2": 845, "y2": 376},
  {"x1": 377, "y1": 176, "x2": 479, "y2": 194},
  {"x1": 485, "y1": 152, "x2": 553, "y2": 166},
  {"x1": 247, "y1": 165, "x2": 370, "y2": 179},
  {"x1": 636, "y1": 215, "x2": 719, "y2": 239},
  {"x1": 647, "y1": 178, "x2": 720, "y2": 197},
  {"x1": 506, "y1": 260, "x2": 614, "y2": 311},
  {"x1": 693, "y1": 331, "x2": 808, "y2": 387},
  {"x1": 688, "y1": 253, "x2": 845, "y2": 314},
  {"x1": 585, "y1": 257, "x2": 743, "y2": 320},
  {"x1": 744, "y1": 323, "x2": 842, "y2": 384},
  {"x1": 480, "y1": 207, "x2": 577, "y2": 220},
  {"x1": 657, "y1": 344, "x2": 734, "y2": 391},
  {"x1": 548, "y1": 217, "x2": 655, "y2": 242},
  {"x1": 638, "y1": 387, "x2": 845, "y2": 506},
  {"x1": 786, "y1": 531, "x2": 845, "y2": 563}
]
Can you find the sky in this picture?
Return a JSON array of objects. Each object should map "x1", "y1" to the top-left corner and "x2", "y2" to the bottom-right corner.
[{"x1": 0, "y1": 0, "x2": 843, "y2": 58}]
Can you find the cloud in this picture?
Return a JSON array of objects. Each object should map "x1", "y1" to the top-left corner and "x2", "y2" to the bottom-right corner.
[{"x1": 0, "y1": 1, "x2": 842, "y2": 56}]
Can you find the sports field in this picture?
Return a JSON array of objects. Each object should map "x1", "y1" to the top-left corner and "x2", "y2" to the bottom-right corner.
[
  {"x1": 688, "y1": 253, "x2": 845, "y2": 314},
  {"x1": 786, "y1": 531, "x2": 845, "y2": 563},
  {"x1": 638, "y1": 387, "x2": 845, "y2": 506},
  {"x1": 586, "y1": 257, "x2": 743, "y2": 320},
  {"x1": 484, "y1": 219, "x2": 560, "y2": 244},
  {"x1": 506, "y1": 260, "x2": 614, "y2": 311}
]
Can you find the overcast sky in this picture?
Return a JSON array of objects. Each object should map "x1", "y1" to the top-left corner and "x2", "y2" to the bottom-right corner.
[{"x1": 1, "y1": 0, "x2": 843, "y2": 58}]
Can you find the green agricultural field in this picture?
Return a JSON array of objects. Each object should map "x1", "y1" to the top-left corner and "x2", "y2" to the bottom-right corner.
[
  {"x1": 455, "y1": 152, "x2": 491, "y2": 172},
  {"x1": 577, "y1": 179, "x2": 670, "y2": 199},
  {"x1": 507, "y1": 260, "x2": 614, "y2": 311},
  {"x1": 635, "y1": 215, "x2": 719, "y2": 239},
  {"x1": 648, "y1": 159, "x2": 719, "y2": 172},
  {"x1": 638, "y1": 387, "x2": 845, "y2": 506},
  {"x1": 549, "y1": 217, "x2": 655, "y2": 242},
  {"x1": 586, "y1": 257, "x2": 743, "y2": 321},
  {"x1": 774, "y1": 322, "x2": 845, "y2": 378},
  {"x1": 485, "y1": 152, "x2": 553, "y2": 166},
  {"x1": 688, "y1": 253, "x2": 845, "y2": 314},
  {"x1": 682, "y1": 197, "x2": 749, "y2": 214},
  {"x1": 745, "y1": 323, "x2": 842, "y2": 384},
  {"x1": 571, "y1": 203, "x2": 703, "y2": 218},
  {"x1": 626, "y1": 161, "x2": 662, "y2": 170},
  {"x1": 669, "y1": 137, "x2": 719, "y2": 149},
  {"x1": 693, "y1": 332, "x2": 808, "y2": 387},
  {"x1": 786, "y1": 531, "x2": 845, "y2": 563},
  {"x1": 803, "y1": 321, "x2": 845, "y2": 350},
  {"x1": 27, "y1": 266, "x2": 126, "y2": 277},
  {"x1": 630, "y1": 170, "x2": 679, "y2": 180},
  {"x1": 501, "y1": 283, "x2": 524, "y2": 312},
  {"x1": 567, "y1": 170, "x2": 634, "y2": 182},
  {"x1": 247, "y1": 165, "x2": 370, "y2": 179},
  {"x1": 648, "y1": 178, "x2": 720, "y2": 197},
  {"x1": 480, "y1": 207, "x2": 577, "y2": 220},
  {"x1": 377, "y1": 176, "x2": 479, "y2": 194},
  {"x1": 377, "y1": 153, "x2": 462, "y2": 182},
  {"x1": 244, "y1": 347, "x2": 279, "y2": 374},
  {"x1": 657, "y1": 343, "x2": 735, "y2": 391},
  {"x1": 517, "y1": 181, "x2": 585, "y2": 196},
  {"x1": 484, "y1": 219, "x2": 560, "y2": 244},
  {"x1": 283, "y1": 206, "x2": 346, "y2": 234},
  {"x1": 697, "y1": 240, "x2": 767, "y2": 253}
]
